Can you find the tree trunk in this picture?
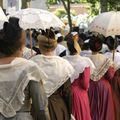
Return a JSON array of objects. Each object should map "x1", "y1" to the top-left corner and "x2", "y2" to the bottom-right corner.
[
  {"x1": 67, "y1": 0, "x2": 72, "y2": 32},
  {"x1": 100, "y1": 0, "x2": 108, "y2": 13},
  {"x1": 22, "y1": 0, "x2": 31, "y2": 9},
  {"x1": 61, "y1": 0, "x2": 72, "y2": 32},
  {"x1": 0, "y1": 0, "x2": 3, "y2": 8}
]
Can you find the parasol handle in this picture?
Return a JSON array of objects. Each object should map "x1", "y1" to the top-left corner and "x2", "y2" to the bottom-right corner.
[
  {"x1": 30, "y1": 30, "x2": 33, "y2": 56},
  {"x1": 112, "y1": 49, "x2": 115, "y2": 61},
  {"x1": 112, "y1": 36, "x2": 117, "y2": 61}
]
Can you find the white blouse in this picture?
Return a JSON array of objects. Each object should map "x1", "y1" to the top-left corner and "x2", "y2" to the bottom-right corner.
[{"x1": 0, "y1": 58, "x2": 46, "y2": 118}]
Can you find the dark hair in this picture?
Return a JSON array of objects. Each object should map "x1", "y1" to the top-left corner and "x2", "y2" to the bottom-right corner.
[
  {"x1": 41, "y1": 28, "x2": 55, "y2": 39},
  {"x1": 66, "y1": 34, "x2": 77, "y2": 55},
  {"x1": 37, "y1": 28, "x2": 57, "y2": 52},
  {"x1": 32, "y1": 29, "x2": 40, "y2": 41},
  {"x1": 0, "y1": 17, "x2": 23, "y2": 57},
  {"x1": 82, "y1": 43, "x2": 90, "y2": 50},
  {"x1": 72, "y1": 27, "x2": 79, "y2": 33},
  {"x1": 106, "y1": 36, "x2": 118, "y2": 50},
  {"x1": 89, "y1": 36, "x2": 103, "y2": 52},
  {"x1": 57, "y1": 36, "x2": 63, "y2": 43}
]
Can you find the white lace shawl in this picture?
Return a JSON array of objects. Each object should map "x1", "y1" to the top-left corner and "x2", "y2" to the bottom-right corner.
[
  {"x1": 31, "y1": 55, "x2": 74, "y2": 97},
  {"x1": 0, "y1": 58, "x2": 46, "y2": 118},
  {"x1": 89, "y1": 54, "x2": 113, "y2": 81},
  {"x1": 104, "y1": 52, "x2": 120, "y2": 70},
  {"x1": 64, "y1": 55, "x2": 95, "y2": 83}
]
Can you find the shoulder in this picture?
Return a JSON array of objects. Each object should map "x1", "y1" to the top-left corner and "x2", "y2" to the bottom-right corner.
[
  {"x1": 55, "y1": 56, "x2": 72, "y2": 66},
  {"x1": 30, "y1": 55, "x2": 42, "y2": 62},
  {"x1": 104, "y1": 52, "x2": 112, "y2": 56},
  {"x1": 21, "y1": 58, "x2": 47, "y2": 80},
  {"x1": 55, "y1": 56, "x2": 74, "y2": 74},
  {"x1": 82, "y1": 56, "x2": 94, "y2": 65},
  {"x1": 15, "y1": 57, "x2": 36, "y2": 66},
  {"x1": 16, "y1": 58, "x2": 40, "y2": 72}
]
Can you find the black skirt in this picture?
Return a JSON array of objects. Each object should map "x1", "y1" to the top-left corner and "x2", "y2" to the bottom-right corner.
[{"x1": 48, "y1": 80, "x2": 71, "y2": 120}]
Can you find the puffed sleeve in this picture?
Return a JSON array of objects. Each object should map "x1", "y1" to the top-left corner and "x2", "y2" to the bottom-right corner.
[
  {"x1": 112, "y1": 68, "x2": 120, "y2": 92},
  {"x1": 29, "y1": 81, "x2": 50, "y2": 120},
  {"x1": 80, "y1": 67, "x2": 90, "y2": 90},
  {"x1": 105, "y1": 66, "x2": 115, "y2": 83}
]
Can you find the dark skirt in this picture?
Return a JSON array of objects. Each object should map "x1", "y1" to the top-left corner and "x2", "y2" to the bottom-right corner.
[
  {"x1": 111, "y1": 69, "x2": 120, "y2": 120},
  {"x1": 88, "y1": 79, "x2": 115, "y2": 120},
  {"x1": 48, "y1": 80, "x2": 71, "y2": 120},
  {"x1": 48, "y1": 94, "x2": 69, "y2": 120}
]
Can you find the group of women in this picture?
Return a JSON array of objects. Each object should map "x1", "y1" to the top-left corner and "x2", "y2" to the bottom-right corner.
[{"x1": 0, "y1": 17, "x2": 120, "y2": 120}]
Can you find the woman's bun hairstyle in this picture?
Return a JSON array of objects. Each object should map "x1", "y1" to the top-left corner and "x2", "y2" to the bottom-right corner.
[
  {"x1": 106, "y1": 36, "x2": 118, "y2": 50},
  {"x1": 89, "y1": 35, "x2": 103, "y2": 52},
  {"x1": 0, "y1": 17, "x2": 23, "y2": 56}
]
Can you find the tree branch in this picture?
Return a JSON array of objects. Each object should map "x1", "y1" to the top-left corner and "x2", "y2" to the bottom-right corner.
[{"x1": 60, "y1": 0, "x2": 68, "y2": 11}]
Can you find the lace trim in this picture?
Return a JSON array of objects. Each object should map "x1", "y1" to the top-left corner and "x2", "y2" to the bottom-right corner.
[
  {"x1": 31, "y1": 55, "x2": 74, "y2": 97},
  {"x1": 0, "y1": 68, "x2": 41, "y2": 118},
  {"x1": 47, "y1": 75, "x2": 70, "y2": 97},
  {"x1": 0, "y1": 77, "x2": 29, "y2": 118},
  {"x1": 90, "y1": 59, "x2": 112, "y2": 81}
]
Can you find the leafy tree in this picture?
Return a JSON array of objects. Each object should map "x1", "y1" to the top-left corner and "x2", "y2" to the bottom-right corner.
[
  {"x1": 47, "y1": 0, "x2": 58, "y2": 4},
  {"x1": 108, "y1": 0, "x2": 120, "y2": 11},
  {"x1": 54, "y1": 8, "x2": 76, "y2": 18},
  {"x1": 87, "y1": 0, "x2": 120, "y2": 15}
]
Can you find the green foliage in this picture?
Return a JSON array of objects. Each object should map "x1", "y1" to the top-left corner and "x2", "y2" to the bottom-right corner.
[
  {"x1": 47, "y1": 0, "x2": 57, "y2": 4},
  {"x1": 88, "y1": 1, "x2": 100, "y2": 15},
  {"x1": 86, "y1": 0, "x2": 120, "y2": 15},
  {"x1": 47, "y1": 0, "x2": 88, "y2": 4},
  {"x1": 54, "y1": 8, "x2": 76, "y2": 18},
  {"x1": 108, "y1": 0, "x2": 120, "y2": 11}
]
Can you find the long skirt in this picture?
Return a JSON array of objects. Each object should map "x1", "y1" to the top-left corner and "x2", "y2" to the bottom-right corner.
[
  {"x1": 88, "y1": 79, "x2": 115, "y2": 120},
  {"x1": 111, "y1": 69, "x2": 120, "y2": 120},
  {"x1": 48, "y1": 93, "x2": 70, "y2": 120}
]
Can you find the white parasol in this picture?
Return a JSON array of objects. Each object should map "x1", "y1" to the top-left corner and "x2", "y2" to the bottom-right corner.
[
  {"x1": 89, "y1": 11, "x2": 120, "y2": 60},
  {"x1": 10, "y1": 8, "x2": 65, "y2": 56},
  {"x1": 11, "y1": 8, "x2": 65, "y2": 30},
  {"x1": 89, "y1": 11, "x2": 120, "y2": 37},
  {"x1": 0, "y1": 7, "x2": 8, "y2": 29}
]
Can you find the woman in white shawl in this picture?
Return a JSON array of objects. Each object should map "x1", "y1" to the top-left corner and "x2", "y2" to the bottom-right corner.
[
  {"x1": 31, "y1": 29, "x2": 74, "y2": 120},
  {"x1": 0, "y1": 17, "x2": 50, "y2": 120},
  {"x1": 88, "y1": 35, "x2": 115, "y2": 120},
  {"x1": 64, "y1": 33, "x2": 94, "y2": 120}
]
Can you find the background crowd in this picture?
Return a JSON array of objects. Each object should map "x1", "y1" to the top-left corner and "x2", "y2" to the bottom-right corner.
[{"x1": 0, "y1": 16, "x2": 120, "y2": 120}]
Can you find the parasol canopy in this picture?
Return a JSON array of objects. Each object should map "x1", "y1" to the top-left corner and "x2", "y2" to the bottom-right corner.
[
  {"x1": 11, "y1": 8, "x2": 65, "y2": 30},
  {"x1": 89, "y1": 11, "x2": 120, "y2": 37}
]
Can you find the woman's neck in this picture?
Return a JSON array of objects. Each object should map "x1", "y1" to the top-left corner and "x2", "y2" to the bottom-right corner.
[
  {"x1": 92, "y1": 52, "x2": 98, "y2": 55},
  {"x1": 0, "y1": 56, "x2": 16, "y2": 64},
  {"x1": 0, "y1": 52, "x2": 22, "y2": 64},
  {"x1": 70, "y1": 53, "x2": 78, "y2": 55},
  {"x1": 42, "y1": 51, "x2": 54, "y2": 56}
]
